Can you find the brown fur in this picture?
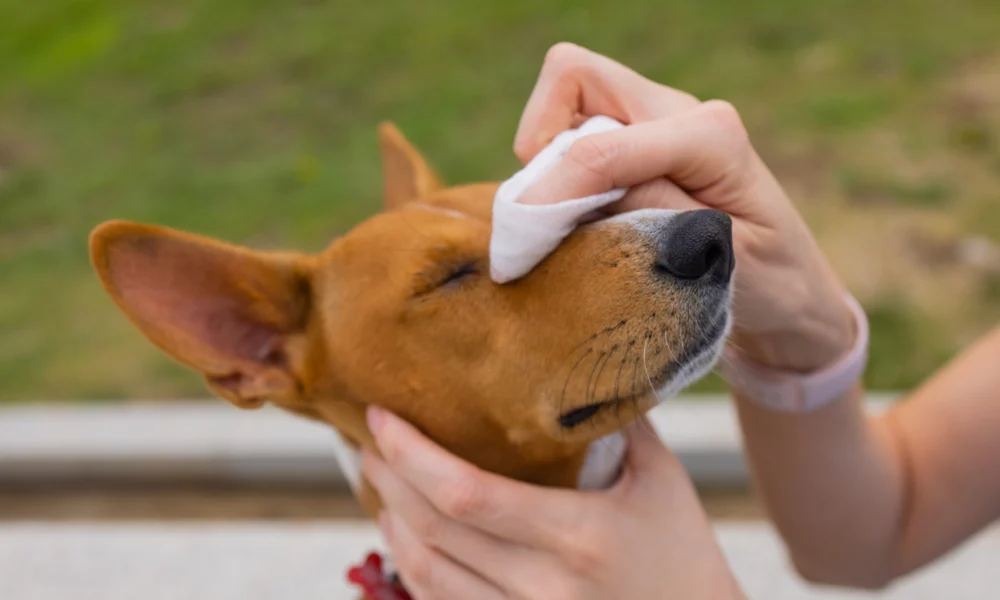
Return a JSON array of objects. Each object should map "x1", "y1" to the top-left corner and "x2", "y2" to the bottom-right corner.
[{"x1": 89, "y1": 123, "x2": 713, "y2": 517}]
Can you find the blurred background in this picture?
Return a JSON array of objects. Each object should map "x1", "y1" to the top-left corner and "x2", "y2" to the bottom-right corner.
[
  {"x1": 1, "y1": 0, "x2": 999, "y2": 401},
  {"x1": 1, "y1": 1, "x2": 1000, "y2": 597}
]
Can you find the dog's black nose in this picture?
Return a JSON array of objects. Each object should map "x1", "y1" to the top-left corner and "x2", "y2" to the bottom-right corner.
[{"x1": 656, "y1": 209, "x2": 734, "y2": 284}]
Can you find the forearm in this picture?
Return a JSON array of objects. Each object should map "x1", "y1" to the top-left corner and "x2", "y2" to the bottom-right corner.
[
  {"x1": 734, "y1": 384, "x2": 904, "y2": 588},
  {"x1": 735, "y1": 324, "x2": 1000, "y2": 588},
  {"x1": 726, "y1": 282, "x2": 907, "y2": 588}
]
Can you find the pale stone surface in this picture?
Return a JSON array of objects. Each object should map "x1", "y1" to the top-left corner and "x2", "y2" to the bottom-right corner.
[
  {"x1": 0, "y1": 521, "x2": 994, "y2": 599},
  {"x1": 9, "y1": 396, "x2": 985, "y2": 599},
  {"x1": 0, "y1": 396, "x2": 897, "y2": 486}
]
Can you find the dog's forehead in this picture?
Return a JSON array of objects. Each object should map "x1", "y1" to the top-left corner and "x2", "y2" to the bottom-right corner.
[
  {"x1": 317, "y1": 190, "x2": 493, "y2": 284},
  {"x1": 414, "y1": 182, "x2": 498, "y2": 223},
  {"x1": 407, "y1": 202, "x2": 470, "y2": 221}
]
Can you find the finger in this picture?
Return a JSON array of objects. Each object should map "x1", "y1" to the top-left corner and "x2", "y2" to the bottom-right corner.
[
  {"x1": 364, "y1": 449, "x2": 543, "y2": 589},
  {"x1": 514, "y1": 42, "x2": 699, "y2": 163},
  {"x1": 612, "y1": 417, "x2": 693, "y2": 507},
  {"x1": 385, "y1": 512, "x2": 506, "y2": 600},
  {"x1": 621, "y1": 417, "x2": 677, "y2": 472},
  {"x1": 517, "y1": 101, "x2": 755, "y2": 216},
  {"x1": 599, "y1": 178, "x2": 704, "y2": 215},
  {"x1": 367, "y1": 406, "x2": 589, "y2": 550}
]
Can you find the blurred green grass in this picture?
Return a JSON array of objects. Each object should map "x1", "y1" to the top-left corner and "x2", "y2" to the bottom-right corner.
[{"x1": 1, "y1": 0, "x2": 999, "y2": 400}]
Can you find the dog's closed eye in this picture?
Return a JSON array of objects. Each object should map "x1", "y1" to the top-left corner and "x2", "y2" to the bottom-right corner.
[
  {"x1": 413, "y1": 260, "x2": 481, "y2": 298},
  {"x1": 438, "y1": 263, "x2": 478, "y2": 288}
]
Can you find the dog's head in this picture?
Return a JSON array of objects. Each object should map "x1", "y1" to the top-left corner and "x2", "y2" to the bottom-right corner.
[{"x1": 89, "y1": 123, "x2": 733, "y2": 490}]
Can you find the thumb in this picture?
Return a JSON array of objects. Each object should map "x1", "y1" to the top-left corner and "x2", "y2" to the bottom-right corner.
[
  {"x1": 613, "y1": 417, "x2": 697, "y2": 507},
  {"x1": 621, "y1": 416, "x2": 680, "y2": 474}
]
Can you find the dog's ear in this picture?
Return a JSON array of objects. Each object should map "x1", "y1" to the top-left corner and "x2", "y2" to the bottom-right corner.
[
  {"x1": 89, "y1": 220, "x2": 314, "y2": 410},
  {"x1": 378, "y1": 121, "x2": 442, "y2": 210}
]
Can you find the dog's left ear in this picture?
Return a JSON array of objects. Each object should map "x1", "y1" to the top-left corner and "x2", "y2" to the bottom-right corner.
[
  {"x1": 378, "y1": 121, "x2": 442, "y2": 210},
  {"x1": 89, "y1": 220, "x2": 314, "y2": 410}
]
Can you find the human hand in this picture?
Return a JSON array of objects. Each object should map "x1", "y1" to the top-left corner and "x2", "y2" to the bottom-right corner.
[
  {"x1": 362, "y1": 406, "x2": 746, "y2": 600},
  {"x1": 514, "y1": 43, "x2": 855, "y2": 372}
]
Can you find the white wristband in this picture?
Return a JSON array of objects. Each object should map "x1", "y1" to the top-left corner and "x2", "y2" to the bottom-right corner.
[{"x1": 719, "y1": 295, "x2": 869, "y2": 413}]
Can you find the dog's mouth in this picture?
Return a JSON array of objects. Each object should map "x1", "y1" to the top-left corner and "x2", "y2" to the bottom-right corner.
[{"x1": 558, "y1": 310, "x2": 730, "y2": 429}]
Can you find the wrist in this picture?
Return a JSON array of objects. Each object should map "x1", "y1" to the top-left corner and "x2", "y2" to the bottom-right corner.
[
  {"x1": 729, "y1": 292, "x2": 856, "y2": 373},
  {"x1": 721, "y1": 294, "x2": 867, "y2": 412}
]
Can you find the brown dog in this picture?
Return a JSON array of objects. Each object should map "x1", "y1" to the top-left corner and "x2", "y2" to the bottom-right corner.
[{"x1": 89, "y1": 123, "x2": 734, "y2": 521}]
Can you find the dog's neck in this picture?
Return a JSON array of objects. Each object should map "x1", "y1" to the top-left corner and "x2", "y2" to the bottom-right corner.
[
  {"x1": 329, "y1": 426, "x2": 626, "y2": 498},
  {"x1": 303, "y1": 379, "x2": 627, "y2": 505},
  {"x1": 304, "y1": 392, "x2": 626, "y2": 503}
]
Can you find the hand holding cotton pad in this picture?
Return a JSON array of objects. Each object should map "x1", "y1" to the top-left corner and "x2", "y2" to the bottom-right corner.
[{"x1": 489, "y1": 116, "x2": 629, "y2": 283}]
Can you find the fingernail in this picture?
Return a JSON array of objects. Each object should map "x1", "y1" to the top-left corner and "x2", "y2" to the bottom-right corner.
[
  {"x1": 378, "y1": 511, "x2": 394, "y2": 543},
  {"x1": 367, "y1": 405, "x2": 386, "y2": 436}
]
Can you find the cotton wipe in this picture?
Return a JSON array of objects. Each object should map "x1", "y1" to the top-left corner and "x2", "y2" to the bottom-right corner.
[{"x1": 489, "y1": 116, "x2": 628, "y2": 283}]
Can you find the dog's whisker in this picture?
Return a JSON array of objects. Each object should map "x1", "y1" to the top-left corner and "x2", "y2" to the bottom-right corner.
[
  {"x1": 609, "y1": 326, "x2": 633, "y2": 431},
  {"x1": 613, "y1": 350, "x2": 627, "y2": 407},
  {"x1": 584, "y1": 351, "x2": 604, "y2": 408},
  {"x1": 661, "y1": 325, "x2": 678, "y2": 363},
  {"x1": 629, "y1": 356, "x2": 640, "y2": 405},
  {"x1": 559, "y1": 319, "x2": 629, "y2": 367},
  {"x1": 559, "y1": 348, "x2": 594, "y2": 431},
  {"x1": 592, "y1": 347, "x2": 616, "y2": 405},
  {"x1": 642, "y1": 336, "x2": 664, "y2": 407}
]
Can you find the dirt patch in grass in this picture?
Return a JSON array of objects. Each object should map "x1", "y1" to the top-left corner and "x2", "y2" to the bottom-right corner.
[
  {"x1": 751, "y1": 53, "x2": 1000, "y2": 389},
  {"x1": 0, "y1": 121, "x2": 44, "y2": 171}
]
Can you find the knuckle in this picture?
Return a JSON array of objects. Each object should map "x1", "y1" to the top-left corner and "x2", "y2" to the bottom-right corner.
[
  {"x1": 379, "y1": 441, "x2": 399, "y2": 466},
  {"x1": 409, "y1": 508, "x2": 447, "y2": 545},
  {"x1": 700, "y1": 99, "x2": 749, "y2": 142},
  {"x1": 438, "y1": 472, "x2": 488, "y2": 519},
  {"x1": 564, "y1": 136, "x2": 618, "y2": 185},
  {"x1": 544, "y1": 42, "x2": 589, "y2": 68},
  {"x1": 397, "y1": 546, "x2": 435, "y2": 587},
  {"x1": 375, "y1": 426, "x2": 403, "y2": 467},
  {"x1": 542, "y1": 43, "x2": 599, "y2": 85},
  {"x1": 562, "y1": 520, "x2": 613, "y2": 574},
  {"x1": 697, "y1": 99, "x2": 755, "y2": 188}
]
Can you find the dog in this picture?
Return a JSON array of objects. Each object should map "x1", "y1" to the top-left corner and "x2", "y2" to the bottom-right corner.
[{"x1": 89, "y1": 122, "x2": 734, "y2": 596}]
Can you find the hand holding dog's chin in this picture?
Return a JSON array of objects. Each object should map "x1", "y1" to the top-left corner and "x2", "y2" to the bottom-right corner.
[{"x1": 363, "y1": 408, "x2": 746, "y2": 600}]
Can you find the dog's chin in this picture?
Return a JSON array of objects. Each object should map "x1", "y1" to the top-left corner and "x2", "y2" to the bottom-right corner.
[
  {"x1": 653, "y1": 309, "x2": 731, "y2": 400},
  {"x1": 557, "y1": 308, "x2": 731, "y2": 430}
]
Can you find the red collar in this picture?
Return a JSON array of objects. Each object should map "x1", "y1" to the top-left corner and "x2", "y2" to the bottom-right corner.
[{"x1": 347, "y1": 551, "x2": 413, "y2": 600}]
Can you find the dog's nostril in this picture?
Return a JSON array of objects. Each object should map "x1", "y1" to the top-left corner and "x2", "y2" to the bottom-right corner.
[
  {"x1": 704, "y1": 245, "x2": 722, "y2": 271},
  {"x1": 656, "y1": 209, "x2": 734, "y2": 283}
]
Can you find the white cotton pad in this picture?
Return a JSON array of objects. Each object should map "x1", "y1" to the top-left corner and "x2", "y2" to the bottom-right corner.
[{"x1": 489, "y1": 116, "x2": 628, "y2": 283}]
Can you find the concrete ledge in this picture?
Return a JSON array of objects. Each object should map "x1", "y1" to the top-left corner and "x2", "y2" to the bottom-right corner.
[
  {"x1": 0, "y1": 395, "x2": 898, "y2": 486},
  {"x1": 0, "y1": 520, "x2": 993, "y2": 599}
]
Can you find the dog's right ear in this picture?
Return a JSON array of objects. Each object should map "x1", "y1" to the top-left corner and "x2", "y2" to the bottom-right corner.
[
  {"x1": 378, "y1": 121, "x2": 442, "y2": 210},
  {"x1": 89, "y1": 220, "x2": 314, "y2": 410}
]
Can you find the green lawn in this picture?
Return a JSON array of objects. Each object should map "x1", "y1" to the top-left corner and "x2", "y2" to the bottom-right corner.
[{"x1": 1, "y1": 0, "x2": 999, "y2": 400}]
